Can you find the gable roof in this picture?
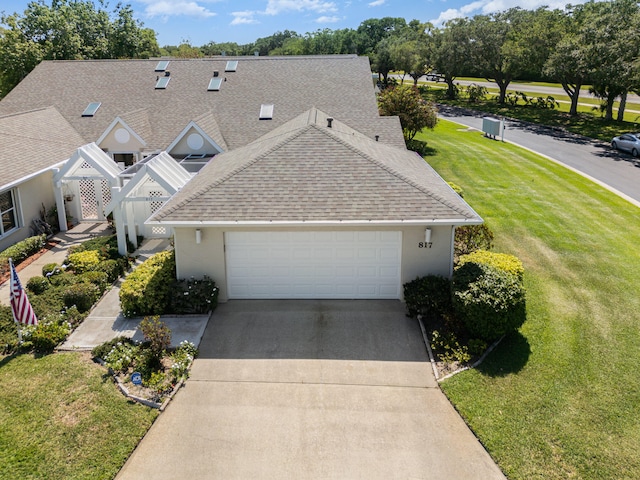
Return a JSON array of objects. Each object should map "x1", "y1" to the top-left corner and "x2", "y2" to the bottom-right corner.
[
  {"x1": 0, "y1": 56, "x2": 406, "y2": 153},
  {"x1": 0, "y1": 107, "x2": 85, "y2": 189},
  {"x1": 150, "y1": 108, "x2": 481, "y2": 225}
]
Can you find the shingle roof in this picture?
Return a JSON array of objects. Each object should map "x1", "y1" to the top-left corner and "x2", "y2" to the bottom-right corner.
[
  {"x1": 0, "y1": 107, "x2": 85, "y2": 189},
  {"x1": 0, "y1": 55, "x2": 406, "y2": 152},
  {"x1": 151, "y1": 108, "x2": 481, "y2": 224}
]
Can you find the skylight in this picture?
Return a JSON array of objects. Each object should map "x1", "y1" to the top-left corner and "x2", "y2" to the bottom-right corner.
[
  {"x1": 155, "y1": 60, "x2": 169, "y2": 72},
  {"x1": 259, "y1": 104, "x2": 274, "y2": 120},
  {"x1": 225, "y1": 60, "x2": 238, "y2": 72},
  {"x1": 155, "y1": 76, "x2": 170, "y2": 89},
  {"x1": 207, "y1": 77, "x2": 223, "y2": 91},
  {"x1": 81, "y1": 102, "x2": 101, "y2": 117}
]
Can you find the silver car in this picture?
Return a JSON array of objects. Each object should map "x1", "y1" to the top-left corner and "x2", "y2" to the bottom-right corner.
[{"x1": 611, "y1": 133, "x2": 640, "y2": 157}]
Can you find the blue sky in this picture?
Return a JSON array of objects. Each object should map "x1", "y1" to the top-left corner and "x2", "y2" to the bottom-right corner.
[{"x1": 2, "y1": 0, "x2": 584, "y2": 47}]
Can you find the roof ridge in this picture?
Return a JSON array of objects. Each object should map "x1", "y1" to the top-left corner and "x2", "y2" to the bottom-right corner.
[
  {"x1": 158, "y1": 124, "x2": 314, "y2": 218},
  {"x1": 317, "y1": 125, "x2": 474, "y2": 217},
  {"x1": 0, "y1": 105, "x2": 58, "y2": 120}
]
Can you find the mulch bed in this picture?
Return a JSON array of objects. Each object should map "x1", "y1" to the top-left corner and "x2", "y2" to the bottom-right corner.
[{"x1": 0, "y1": 240, "x2": 60, "y2": 286}]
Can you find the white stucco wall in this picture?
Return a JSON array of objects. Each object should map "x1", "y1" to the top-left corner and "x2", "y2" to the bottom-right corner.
[
  {"x1": 0, "y1": 171, "x2": 56, "y2": 252},
  {"x1": 173, "y1": 225, "x2": 455, "y2": 302}
]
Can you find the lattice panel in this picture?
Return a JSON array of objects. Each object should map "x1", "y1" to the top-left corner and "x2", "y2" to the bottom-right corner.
[
  {"x1": 149, "y1": 190, "x2": 168, "y2": 236},
  {"x1": 100, "y1": 180, "x2": 112, "y2": 209},
  {"x1": 79, "y1": 179, "x2": 98, "y2": 219}
]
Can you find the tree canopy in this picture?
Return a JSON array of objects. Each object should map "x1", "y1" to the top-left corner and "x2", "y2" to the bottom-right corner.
[
  {"x1": 378, "y1": 85, "x2": 438, "y2": 141},
  {"x1": 0, "y1": 0, "x2": 159, "y2": 97}
]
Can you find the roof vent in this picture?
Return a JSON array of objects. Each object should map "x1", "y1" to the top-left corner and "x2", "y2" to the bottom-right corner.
[
  {"x1": 375, "y1": 135, "x2": 379, "y2": 142},
  {"x1": 259, "y1": 104, "x2": 274, "y2": 120},
  {"x1": 164, "y1": 71, "x2": 170, "y2": 76},
  {"x1": 327, "y1": 117, "x2": 333, "y2": 128},
  {"x1": 254, "y1": 51, "x2": 259, "y2": 56},
  {"x1": 213, "y1": 71, "x2": 219, "y2": 77}
]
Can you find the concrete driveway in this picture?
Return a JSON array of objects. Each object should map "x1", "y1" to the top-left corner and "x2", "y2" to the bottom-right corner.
[{"x1": 117, "y1": 300, "x2": 505, "y2": 479}]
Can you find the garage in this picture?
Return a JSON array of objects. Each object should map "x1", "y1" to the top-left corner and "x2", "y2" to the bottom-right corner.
[{"x1": 225, "y1": 231, "x2": 402, "y2": 299}]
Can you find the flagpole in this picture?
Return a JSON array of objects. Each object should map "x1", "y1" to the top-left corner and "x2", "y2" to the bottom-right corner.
[{"x1": 9, "y1": 257, "x2": 37, "y2": 342}]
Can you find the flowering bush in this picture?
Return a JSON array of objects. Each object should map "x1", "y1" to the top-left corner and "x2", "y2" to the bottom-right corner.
[
  {"x1": 170, "y1": 340, "x2": 198, "y2": 380},
  {"x1": 105, "y1": 341, "x2": 141, "y2": 372}
]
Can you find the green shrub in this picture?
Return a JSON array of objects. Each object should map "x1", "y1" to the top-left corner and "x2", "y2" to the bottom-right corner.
[
  {"x1": 80, "y1": 271, "x2": 109, "y2": 293},
  {"x1": 447, "y1": 182, "x2": 464, "y2": 197},
  {"x1": 27, "y1": 276, "x2": 50, "y2": 295},
  {"x1": 454, "y1": 224, "x2": 494, "y2": 262},
  {"x1": 0, "y1": 234, "x2": 46, "y2": 265},
  {"x1": 92, "y1": 336, "x2": 138, "y2": 361},
  {"x1": 49, "y1": 272, "x2": 80, "y2": 287},
  {"x1": 119, "y1": 250, "x2": 176, "y2": 317},
  {"x1": 62, "y1": 305, "x2": 87, "y2": 328},
  {"x1": 42, "y1": 263, "x2": 61, "y2": 277},
  {"x1": 0, "y1": 305, "x2": 19, "y2": 353},
  {"x1": 29, "y1": 287, "x2": 65, "y2": 320},
  {"x1": 431, "y1": 330, "x2": 471, "y2": 364},
  {"x1": 26, "y1": 320, "x2": 71, "y2": 353},
  {"x1": 466, "y1": 83, "x2": 488, "y2": 103},
  {"x1": 68, "y1": 250, "x2": 101, "y2": 273},
  {"x1": 169, "y1": 276, "x2": 219, "y2": 314},
  {"x1": 458, "y1": 250, "x2": 525, "y2": 281},
  {"x1": 62, "y1": 282, "x2": 100, "y2": 312},
  {"x1": 68, "y1": 234, "x2": 120, "y2": 259},
  {"x1": 403, "y1": 275, "x2": 452, "y2": 319},
  {"x1": 452, "y1": 262, "x2": 526, "y2": 341},
  {"x1": 92, "y1": 259, "x2": 125, "y2": 283},
  {"x1": 104, "y1": 340, "x2": 141, "y2": 372}
]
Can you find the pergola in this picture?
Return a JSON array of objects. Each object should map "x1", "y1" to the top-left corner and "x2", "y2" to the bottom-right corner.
[{"x1": 105, "y1": 151, "x2": 191, "y2": 255}]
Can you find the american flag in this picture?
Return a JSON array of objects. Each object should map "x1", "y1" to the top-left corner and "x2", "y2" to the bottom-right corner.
[{"x1": 9, "y1": 258, "x2": 38, "y2": 326}]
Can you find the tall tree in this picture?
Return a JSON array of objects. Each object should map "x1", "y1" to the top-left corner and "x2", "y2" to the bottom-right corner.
[
  {"x1": 356, "y1": 17, "x2": 407, "y2": 54},
  {"x1": 0, "y1": 0, "x2": 159, "y2": 97},
  {"x1": 378, "y1": 85, "x2": 438, "y2": 141},
  {"x1": 432, "y1": 18, "x2": 472, "y2": 100}
]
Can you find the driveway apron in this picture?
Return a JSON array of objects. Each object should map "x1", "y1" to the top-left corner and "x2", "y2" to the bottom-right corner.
[{"x1": 117, "y1": 300, "x2": 505, "y2": 479}]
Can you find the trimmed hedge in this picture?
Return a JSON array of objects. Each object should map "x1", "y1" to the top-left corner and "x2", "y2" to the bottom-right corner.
[
  {"x1": 403, "y1": 275, "x2": 452, "y2": 318},
  {"x1": 458, "y1": 250, "x2": 525, "y2": 281},
  {"x1": 62, "y1": 282, "x2": 100, "y2": 313},
  {"x1": 0, "y1": 234, "x2": 46, "y2": 274},
  {"x1": 452, "y1": 262, "x2": 526, "y2": 341},
  {"x1": 120, "y1": 250, "x2": 176, "y2": 317},
  {"x1": 68, "y1": 250, "x2": 102, "y2": 273},
  {"x1": 92, "y1": 258, "x2": 126, "y2": 283},
  {"x1": 454, "y1": 224, "x2": 494, "y2": 261},
  {"x1": 26, "y1": 276, "x2": 50, "y2": 295}
]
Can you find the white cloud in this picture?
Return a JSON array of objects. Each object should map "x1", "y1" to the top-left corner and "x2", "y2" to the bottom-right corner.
[
  {"x1": 368, "y1": 0, "x2": 386, "y2": 6},
  {"x1": 430, "y1": 0, "x2": 588, "y2": 25},
  {"x1": 231, "y1": 11, "x2": 259, "y2": 25},
  {"x1": 140, "y1": 1, "x2": 216, "y2": 18},
  {"x1": 315, "y1": 15, "x2": 341, "y2": 23},
  {"x1": 264, "y1": 0, "x2": 338, "y2": 15}
]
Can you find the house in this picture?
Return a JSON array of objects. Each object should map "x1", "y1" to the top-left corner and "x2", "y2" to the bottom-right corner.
[
  {"x1": 0, "y1": 55, "x2": 482, "y2": 300},
  {"x1": 0, "y1": 107, "x2": 86, "y2": 251}
]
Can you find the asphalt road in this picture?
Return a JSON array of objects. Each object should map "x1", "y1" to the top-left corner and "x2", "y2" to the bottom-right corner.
[{"x1": 437, "y1": 105, "x2": 640, "y2": 207}]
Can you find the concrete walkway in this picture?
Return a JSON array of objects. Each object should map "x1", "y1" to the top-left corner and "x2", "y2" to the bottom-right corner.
[
  {"x1": 60, "y1": 237, "x2": 209, "y2": 350},
  {"x1": 117, "y1": 300, "x2": 506, "y2": 480}
]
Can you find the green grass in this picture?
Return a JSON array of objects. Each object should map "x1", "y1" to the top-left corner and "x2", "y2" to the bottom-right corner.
[
  {"x1": 0, "y1": 352, "x2": 158, "y2": 479},
  {"x1": 417, "y1": 120, "x2": 640, "y2": 479}
]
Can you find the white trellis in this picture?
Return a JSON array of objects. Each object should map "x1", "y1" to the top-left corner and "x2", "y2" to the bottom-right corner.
[
  {"x1": 52, "y1": 143, "x2": 122, "y2": 230},
  {"x1": 105, "y1": 151, "x2": 191, "y2": 255}
]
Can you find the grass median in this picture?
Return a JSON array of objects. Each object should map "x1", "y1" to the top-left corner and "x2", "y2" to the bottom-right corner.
[{"x1": 418, "y1": 120, "x2": 640, "y2": 479}]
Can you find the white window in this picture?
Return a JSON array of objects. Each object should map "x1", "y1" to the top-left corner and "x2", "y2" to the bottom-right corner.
[{"x1": 0, "y1": 190, "x2": 18, "y2": 237}]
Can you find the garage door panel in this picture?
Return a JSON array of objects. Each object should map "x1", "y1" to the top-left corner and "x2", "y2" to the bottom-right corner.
[{"x1": 225, "y1": 231, "x2": 401, "y2": 299}]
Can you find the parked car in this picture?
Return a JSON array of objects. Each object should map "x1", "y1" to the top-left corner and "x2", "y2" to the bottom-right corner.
[{"x1": 611, "y1": 133, "x2": 640, "y2": 157}]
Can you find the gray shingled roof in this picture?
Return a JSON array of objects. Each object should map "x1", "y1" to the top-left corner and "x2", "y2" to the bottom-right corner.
[
  {"x1": 0, "y1": 55, "x2": 406, "y2": 153},
  {"x1": 0, "y1": 107, "x2": 86, "y2": 189},
  {"x1": 151, "y1": 108, "x2": 482, "y2": 225}
]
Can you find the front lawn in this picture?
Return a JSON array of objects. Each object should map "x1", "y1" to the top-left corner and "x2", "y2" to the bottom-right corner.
[
  {"x1": 0, "y1": 352, "x2": 158, "y2": 480},
  {"x1": 417, "y1": 120, "x2": 640, "y2": 479}
]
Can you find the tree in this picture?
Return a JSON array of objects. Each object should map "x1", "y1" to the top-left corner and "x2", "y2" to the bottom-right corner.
[
  {"x1": 0, "y1": 0, "x2": 159, "y2": 97},
  {"x1": 432, "y1": 18, "x2": 472, "y2": 99},
  {"x1": 378, "y1": 85, "x2": 438, "y2": 141},
  {"x1": 370, "y1": 37, "x2": 396, "y2": 84},
  {"x1": 356, "y1": 17, "x2": 407, "y2": 54}
]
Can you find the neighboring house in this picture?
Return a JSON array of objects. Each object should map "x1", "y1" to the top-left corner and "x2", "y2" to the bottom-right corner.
[
  {"x1": 0, "y1": 55, "x2": 482, "y2": 300},
  {"x1": 0, "y1": 107, "x2": 85, "y2": 252}
]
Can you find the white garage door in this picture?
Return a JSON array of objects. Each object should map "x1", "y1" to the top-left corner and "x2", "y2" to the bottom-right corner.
[{"x1": 225, "y1": 231, "x2": 402, "y2": 299}]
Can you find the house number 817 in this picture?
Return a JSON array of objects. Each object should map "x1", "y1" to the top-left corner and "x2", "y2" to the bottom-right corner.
[{"x1": 418, "y1": 242, "x2": 432, "y2": 249}]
